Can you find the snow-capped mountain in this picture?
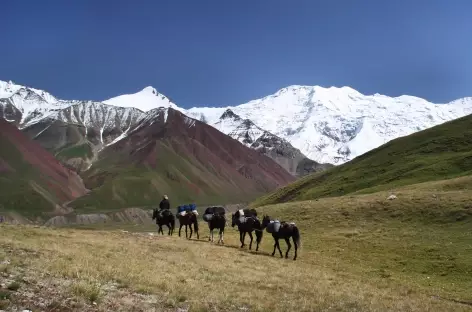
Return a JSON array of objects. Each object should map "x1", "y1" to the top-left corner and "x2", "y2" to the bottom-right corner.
[
  {"x1": 2, "y1": 79, "x2": 472, "y2": 171},
  {"x1": 211, "y1": 109, "x2": 332, "y2": 175},
  {"x1": 103, "y1": 86, "x2": 179, "y2": 112},
  {"x1": 1, "y1": 80, "x2": 325, "y2": 176},
  {"x1": 186, "y1": 85, "x2": 472, "y2": 164}
]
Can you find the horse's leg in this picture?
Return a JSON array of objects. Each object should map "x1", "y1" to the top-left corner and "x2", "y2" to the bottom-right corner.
[
  {"x1": 189, "y1": 224, "x2": 193, "y2": 239},
  {"x1": 276, "y1": 238, "x2": 283, "y2": 258},
  {"x1": 209, "y1": 227, "x2": 213, "y2": 242},
  {"x1": 179, "y1": 224, "x2": 183, "y2": 237},
  {"x1": 284, "y1": 237, "x2": 292, "y2": 259},
  {"x1": 256, "y1": 233, "x2": 260, "y2": 252},
  {"x1": 248, "y1": 231, "x2": 253, "y2": 250},
  {"x1": 220, "y1": 225, "x2": 225, "y2": 244},
  {"x1": 241, "y1": 231, "x2": 246, "y2": 248},
  {"x1": 272, "y1": 238, "x2": 278, "y2": 256},
  {"x1": 293, "y1": 237, "x2": 298, "y2": 260}
]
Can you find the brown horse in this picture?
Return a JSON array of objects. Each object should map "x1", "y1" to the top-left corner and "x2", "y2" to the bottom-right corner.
[
  {"x1": 177, "y1": 212, "x2": 199, "y2": 239},
  {"x1": 261, "y1": 215, "x2": 301, "y2": 260}
]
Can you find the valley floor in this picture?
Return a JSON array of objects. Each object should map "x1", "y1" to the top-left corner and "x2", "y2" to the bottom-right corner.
[{"x1": 2, "y1": 176, "x2": 472, "y2": 311}]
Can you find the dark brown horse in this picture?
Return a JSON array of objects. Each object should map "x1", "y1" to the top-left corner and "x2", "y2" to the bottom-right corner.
[
  {"x1": 261, "y1": 215, "x2": 301, "y2": 260},
  {"x1": 177, "y1": 212, "x2": 199, "y2": 239},
  {"x1": 152, "y1": 209, "x2": 175, "y2": 236},
  {"x1": 231, "y1": 209, "x2": 263, "y2": 251}
]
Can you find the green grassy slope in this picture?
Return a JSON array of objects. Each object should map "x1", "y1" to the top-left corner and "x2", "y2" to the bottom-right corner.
[
  {"x1": 252, "y1": 113, "x2": 472, "y2": 207},
  {"x1": 0, "y1": 136, "x2": 63, "y2": 217},
  {"x1": 254, "y1": 177, "x2": 472, "y2": 303}
]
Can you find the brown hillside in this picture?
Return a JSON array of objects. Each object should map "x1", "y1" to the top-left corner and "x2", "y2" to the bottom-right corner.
[
  {"x1": 73, "y1": 108, "x2": 295, "y2": 211},
  {"x1": 0, "y1": 119, "x2": 87, "y2": 215}
]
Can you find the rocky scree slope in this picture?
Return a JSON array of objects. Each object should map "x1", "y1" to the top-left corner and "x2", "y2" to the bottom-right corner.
[{"x1": 210, "y1": 108, "x2": 333, "y2": 176}]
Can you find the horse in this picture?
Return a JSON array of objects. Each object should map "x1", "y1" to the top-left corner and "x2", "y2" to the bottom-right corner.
[
  {"x1": 261, "y1": 215, "x2": 301, "y2": 260},
  {"x1": 231, "y1": 209, "x2": 263, "y2": 251},
  {"x1": 177, "y1": 212, "x2": 200, "y2": 239},
  {"x1": 203, "y1": 206, "x2": 226, "y2": 244},
  {"x1": 152, "y1": 209, "x2": 175, "y2": 236}
]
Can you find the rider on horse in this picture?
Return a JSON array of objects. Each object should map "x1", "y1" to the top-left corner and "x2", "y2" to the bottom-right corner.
[{"x1": 157, "y1": 195, "x2": 170, "y2": 217}]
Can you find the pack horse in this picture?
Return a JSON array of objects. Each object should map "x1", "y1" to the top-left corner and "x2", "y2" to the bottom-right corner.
[
  {"x1": 261, "y1": 215, "x2": 301, "y2": 260},
  {"x1": 231, "y1": 208, "x2": 263, "y2": 251},
  {"x1": 177, "y1": 204, "x2": 200, "y2": 239},
  {"x1": 202, "y1": 206, "x2": 226, "y2": 244}
]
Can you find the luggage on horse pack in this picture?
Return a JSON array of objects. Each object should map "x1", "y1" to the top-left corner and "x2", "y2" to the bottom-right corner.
[
  {"x1": 266, "y1": 220, "x2": 281, "y2": 233},
  {"x1": 203, "y1": 206, "x2": 225, "y2": 222},
  {"x1": 177, "y1": 203, "x2": 198, "y2": 216},
  {"x1": 203, "y1": 214, "x2": 213, "y2": 222},
  {"x1": 237, "y1": 208, "x2": 256, "y2": 224}
]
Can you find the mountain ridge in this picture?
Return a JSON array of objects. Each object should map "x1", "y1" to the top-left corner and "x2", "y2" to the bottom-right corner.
[
  {"x1": 0, "y1": 79, "x2": 327, "y2": 176},
  {"x1": 2, "y1": 79, "x2": 472, "y2": 168},
  {"x1": 186, "y1": 85, "x2": 472, "y2": 164}
]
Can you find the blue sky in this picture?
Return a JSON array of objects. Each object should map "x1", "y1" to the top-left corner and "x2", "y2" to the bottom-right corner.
[{"x1": 2, "y1": 0, "x2": 471, "y2": 108}]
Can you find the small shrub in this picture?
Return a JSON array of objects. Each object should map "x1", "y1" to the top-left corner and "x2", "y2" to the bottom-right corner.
[
  {"x1": 7, "y1": 281, "x2": 20, "y2": 291},
  {"x1": 0, "y1": 290, "x2": 11, "y2": 300},
  {"x1": 70, "y1": 281, "x2": 102, "y2": 303}
]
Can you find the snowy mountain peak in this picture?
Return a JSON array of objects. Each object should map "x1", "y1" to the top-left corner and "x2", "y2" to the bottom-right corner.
[
  {"x1": 141, "y1": 86, "x2": 158, "y2": 95},
  {"x1": 220, "y1": 108, "x2": 241, "y2": 120},
  {"x1": 103, "y1": 86, "x2": 178, "y2": 112}
]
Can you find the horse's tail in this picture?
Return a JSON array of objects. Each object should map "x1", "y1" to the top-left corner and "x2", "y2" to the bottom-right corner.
[
  {"x1": 255, "y1": 219, "x2": 263, "y2": 244},
  {"x1": 293, "y1": 226, "x2": 301, "y2": 249},
  {"x1": 255, "y1": 228, "x2": 263, "y2": 244}
]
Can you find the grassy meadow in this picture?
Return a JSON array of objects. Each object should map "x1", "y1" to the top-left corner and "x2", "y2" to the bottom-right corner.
[{"x1": 1, "y1": 175, "x2": 472, "y2": 311}]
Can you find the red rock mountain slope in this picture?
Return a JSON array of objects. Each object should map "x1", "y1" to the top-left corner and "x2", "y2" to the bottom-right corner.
[
  {"x1": 72, "y1": 108, "x2": 295, "y2": 211},
  {"x1": 0, "y1": 119, "x2": 87, "y2": 216}
]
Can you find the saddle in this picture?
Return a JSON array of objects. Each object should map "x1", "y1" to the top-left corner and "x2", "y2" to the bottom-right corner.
[
  {"x1": 237, "y1": 208, "x2": 257, "y2": 224},
  {"x1": 267, "y1": 221, "x2": 296, "y2": 233}
]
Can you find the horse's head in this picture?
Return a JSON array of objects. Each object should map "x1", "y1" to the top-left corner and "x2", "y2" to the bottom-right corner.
[{"x1": 261, "y1": 215, "x2": 271, "y2": 228}]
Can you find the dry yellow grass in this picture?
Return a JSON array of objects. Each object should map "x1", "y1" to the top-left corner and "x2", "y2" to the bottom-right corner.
[
  {"x1": 0, "y1": 220, "x2": 471, "y2": 311},
  {"x1": 2, "y1": 176, "x2": 472, "y2": 311}
]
